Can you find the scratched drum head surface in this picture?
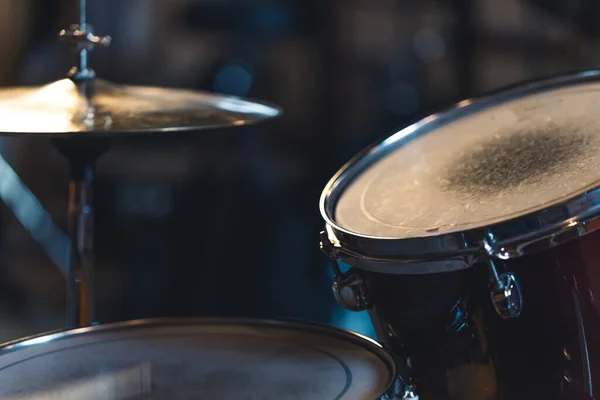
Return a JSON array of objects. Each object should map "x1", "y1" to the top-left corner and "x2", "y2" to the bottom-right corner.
[
  {"x1": 0, "y1": 319, "x2": 393, "y2": 400},
  {"x1": 330, "y1": 80, "x2": 600, "y2": 239}
]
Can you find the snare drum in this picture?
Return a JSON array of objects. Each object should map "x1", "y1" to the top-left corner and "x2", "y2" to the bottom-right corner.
[
  {"x1": 320, "y1": 71, "x2": 600, "y2": 399},
  {"x1": 0, "y1": 318, "x2": 394, "y2": 400}
]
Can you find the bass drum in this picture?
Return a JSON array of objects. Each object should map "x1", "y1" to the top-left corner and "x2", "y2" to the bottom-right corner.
[
  {"x1": 0, "y1": 318, "x2": 395, "y2": 399},
  {"x1": 320, "y1": 70, "x2": 600, "y2": 399}
]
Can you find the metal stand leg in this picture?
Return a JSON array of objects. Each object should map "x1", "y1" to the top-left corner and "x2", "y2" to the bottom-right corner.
[
  {"x1": 66, "y1": 163, "x2": 95, "y2": 327},
  {"x1": 53, "y1": 139, "x2": 109, "y2": 328}
]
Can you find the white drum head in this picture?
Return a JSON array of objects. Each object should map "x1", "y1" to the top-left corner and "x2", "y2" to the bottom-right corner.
[
  {"x1": 333, "y1": 81, "x2": 600, "y2": 238},
  {"x1": 0, "y1": 318, "x2": 394, "y2": 400}
]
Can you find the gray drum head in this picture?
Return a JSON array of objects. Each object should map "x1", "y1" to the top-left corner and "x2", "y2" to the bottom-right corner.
[
  {"x1": 0, "y1": 318, "x2": 394, "y2": 400},
  {"x1": 323, "y1": 73, "x2": 600, "y2": 243},
  {"x1": 320, "y1": 71, "x2": 600, "y2": 265},
  {"x1": 333, "y1": 81, "x2": 600, "y2": 239}
]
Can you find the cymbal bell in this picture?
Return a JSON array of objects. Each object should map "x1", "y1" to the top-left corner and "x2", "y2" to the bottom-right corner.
[{"x1": 0, "y1": 78, "x2": 281, "y2": 136}]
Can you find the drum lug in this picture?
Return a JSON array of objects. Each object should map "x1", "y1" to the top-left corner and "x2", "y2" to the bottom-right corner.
[
  {"x1": 481, "y1": 235, "x2": 523, "y2": 319},
  {"x1": 487, "y1": 259, "x2": 523, "y2": 319},
  {"x1": 381, "y1": 375, "x2": 419, "y2": 399},
  {"x1": 320, "y1": 231, "x2": 371, "y2": 311},
  {"x1": 332, "y1": 270, "x2": 371, "y2": 311}
]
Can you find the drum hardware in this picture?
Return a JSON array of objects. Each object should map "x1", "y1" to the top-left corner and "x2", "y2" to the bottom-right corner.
[
  {"x1": 481, "y1": 236, "x2": 523, "y2": 320},
  {"x1": 321, "y1": 224, "x2": 475, "y2": 275},
  {"x1": 52, "y1": 138, "x2": 110, "y2": 327},
  {"x1": 332, "y1": 271, "x2": 371, "y2": 312},
  {"x1": 484, "y1": 215, "x2": 600, "y2": 259},
  {"x1": 486, "y1": 264, "x2": 522, "y2": 320},
  {"x1": 381, "y1": 375, "x2": 419, "y2": 399},
  {"x1": 320, "y1": 230, "x2": 371, "y2": 311},
  {"x1": 57, "y1": 0, "x2": 111, "y2": 83}
]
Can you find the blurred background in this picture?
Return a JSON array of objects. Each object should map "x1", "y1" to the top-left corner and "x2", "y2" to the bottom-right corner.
[{"x1": 0, "y1": 0, "x2": 597, "y2": 342}]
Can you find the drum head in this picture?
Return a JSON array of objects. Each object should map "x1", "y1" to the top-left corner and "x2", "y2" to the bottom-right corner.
[
  {"x1": 0, "y1": 318, "x2": 394, "y2": 400},
  {"x1": 326, "y1": 74, "x2": 600, "y2": 240}
]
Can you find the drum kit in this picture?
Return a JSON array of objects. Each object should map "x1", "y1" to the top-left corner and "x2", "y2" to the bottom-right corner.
[{"x1": 1, "y1": 1, "x2": 600, "y2": 399}]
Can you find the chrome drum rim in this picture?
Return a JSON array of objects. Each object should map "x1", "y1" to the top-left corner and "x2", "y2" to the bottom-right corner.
[{"x1": 320, "y1": 70, "x2": 600, "y2": 273}]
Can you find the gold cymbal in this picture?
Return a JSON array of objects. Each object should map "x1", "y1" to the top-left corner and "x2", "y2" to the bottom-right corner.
[{"x1": 0, "y1": 78, "x2": 281, "y2": 136}]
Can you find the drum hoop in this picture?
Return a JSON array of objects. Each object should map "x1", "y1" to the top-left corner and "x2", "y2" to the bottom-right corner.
[
  {"x1": 320, "y1": 69, "x2": 600, "y2": 270},
  {"x1": 0, "y1": 317, "x2": 395, "y2": 396}
]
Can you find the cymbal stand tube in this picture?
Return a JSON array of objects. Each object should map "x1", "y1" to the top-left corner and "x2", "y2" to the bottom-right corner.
[
  {"x1": 77, "y1": 0, "x2": 91, "y2": 80},
  {"x1": 53, "y1": 139, "x2": 109, "y2": 328},
  {"x1": 66, "y1": 162, "x2": 95, "y2": 327},
  {"x1": 79, "y1": 0, "x2": 87, "y2": 28}
]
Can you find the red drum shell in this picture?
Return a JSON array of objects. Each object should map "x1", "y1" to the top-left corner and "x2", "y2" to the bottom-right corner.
[
  {"x1": 482, "y1": 226, "x2": 600, "y2": 399},
  {"x1": 357, "y1": 228, "x2": 600, "y2": 399}
]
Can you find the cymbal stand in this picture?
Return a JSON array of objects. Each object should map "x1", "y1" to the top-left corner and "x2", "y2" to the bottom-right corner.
[
  {"x1": 52, "y1": 139, "x2": 109, "y2": 328},
  {"x1": 54, "y1": 0, "x2": 111, "y2": 328}
]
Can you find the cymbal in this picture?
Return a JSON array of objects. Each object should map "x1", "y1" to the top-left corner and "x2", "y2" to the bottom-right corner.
[{"x1": 0, "y1": 78, "x2": 281, "y2": 136}]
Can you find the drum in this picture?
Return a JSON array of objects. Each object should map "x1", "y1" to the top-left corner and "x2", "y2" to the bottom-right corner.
[
  {"x1": 319, "y1": 71, "x2": 600, "y2": 399},
  {"x1": 0, "y1": 318, "x2": 395, "y2": 399}
]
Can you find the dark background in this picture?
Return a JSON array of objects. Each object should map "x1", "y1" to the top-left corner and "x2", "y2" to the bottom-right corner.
[{"x1": 0, "y1": 0, "x2": 597, "y2": 342}]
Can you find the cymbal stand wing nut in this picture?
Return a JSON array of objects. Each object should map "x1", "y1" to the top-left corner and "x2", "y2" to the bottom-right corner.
[{"x1": 58, "y1": 0, "x2": 111, "y2": 82}]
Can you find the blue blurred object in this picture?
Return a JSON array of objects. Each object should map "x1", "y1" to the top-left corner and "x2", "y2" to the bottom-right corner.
[
  {"x1": 181, "y1": 1, "x2": 303, "y2": 35},
  {"x1": 413, "y1": 28, "x2": 447, "y2": 63},
  {"x1": 250, "y1": 3, "x2": 292, "y2": 32},
  {"x1": 385, "y1": 81, "x2": 420, "y2": 116},
  {"x1": 214, "y1": 60, "x2": 254, "y2": 97}
]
